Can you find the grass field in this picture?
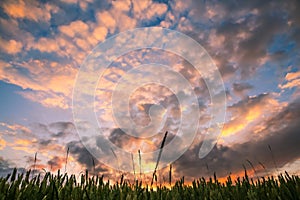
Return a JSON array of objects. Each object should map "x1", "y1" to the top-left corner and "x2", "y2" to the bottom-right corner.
[{"x1": 1, "y1": 168, "x2": 299, "y2": 200}]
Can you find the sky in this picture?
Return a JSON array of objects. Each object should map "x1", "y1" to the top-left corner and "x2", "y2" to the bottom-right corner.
[{"x1": 0, "y1": 0, "x2": 300, "y2": 183}]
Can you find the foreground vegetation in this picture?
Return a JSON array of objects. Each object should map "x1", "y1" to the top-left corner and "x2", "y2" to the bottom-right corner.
[{"x1": 0, "y1": 168, "x2": 299, "y2": 200}]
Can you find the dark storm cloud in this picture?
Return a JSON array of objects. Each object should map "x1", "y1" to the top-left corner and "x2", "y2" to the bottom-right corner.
[
  {"x1": 50, "y1": 0, "x2": 111, "y2": 27},
  {"x1": 32, "y1": 123, "x2": 50, "y2": 135},
  {"x1": 67, "y1": 140, "x2": 109, "y2": 173},
  {"x1": 47, "y1": 156, "x2": 64, "y2": 171},
  {"x1": 284, "y1": 0, "x2": 300, "y2": 48},
  {"x1": 49, "y1": 122, "x2": 75, "y2": 138},
  {"x1": 0, "y1": 157, "x2": 10, "y2": 169},
  {"x1": 39, "y1": 139, "x2": 53, "y2": 146},
  {"x1": 32, "y1": 121, "x2": 76, "y2": 138},
  {"x1": 67, "y1": 140, "x2": 96, "y2": 168},
  {"x1": 186, "y1": 0, "x2": 298, "y2": 80},
  {"x1": 237, "y1": 14, "x2": 286, "y2": 76},
  {"x1": 173, "y1": 98, "x2": 300, "y2": 179},
  {"x1": 232, "y1": 82, "x2": 254, "y2": 98},
  {"x1": 228, "y1": 93, "x2": 269, "y2": 115},
  {"x1": 108, "y1": 128, "x2": 133, "y2": 148},
  {"x1": 0, "y1": 157, "x2": 25, "y2": 178}
]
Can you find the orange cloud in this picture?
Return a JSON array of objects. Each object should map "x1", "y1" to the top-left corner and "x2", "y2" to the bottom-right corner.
[
  {"x1": 96, "y1": 11, "x2": 117, "y2": 33},
  {"x1": 279, "y1": 70, "x2": 300, "y2": 89},
  {"x1": 59, "y1": 20, "x2": 89, "y2": 38},
  {"x1": 112, "y1": 0, "x2": 131, "y2": 12},
  {"x1": 0, "y1": 137, "x2": 6, "y2": 150},
  {"x1": 47, "y1": 156, "x2": 65, "y2": 171},
  {"x1": 19, "y1": 90, "x2": 70, "y2": 109},
  {"x1": 0, "y1": 59, "x2": 77, "y2": 109},
  {"x1": 280, "y1": 79, "x2": 300, "y2": 89},
  {"x1": 29, "y1": 37, "x2": 60, "y2": 53},
  {"x1": 10, "y1": 139, "x2": 37, "y2": 154},
  {"x1": 0, "y1": 38, "x2": 23, "y2": 54},
  {"x1": 221, "y1": 123, "x2": 245, "y2": 137},
  {"x1": 0, "y1": 122, "x2": 31, "y2": 135},
  {"x1": 92, "y1": 27, "x2": 108, "y2": 42},
  {"x1": 285, "y1": 71, "x2": 300, "y2": 81},
  {"x1": 221, "y1": 94, "x2": 281, "y2": 137},
  {"x1": 132, "y1": 0, "x2": 167, "y2": 20},
  {"x1": 2, "y1": 0, "x2": 57, "y2": 22}
]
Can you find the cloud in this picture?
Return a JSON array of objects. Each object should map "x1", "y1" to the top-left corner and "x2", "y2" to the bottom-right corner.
[
  {"x1": 0, "y1": 18, "x2": 35, "y2": 51},
  {"x1": 0, "y1": 157, "x2": 10, "y2": 169},
  {"x1": 95, "y1": 0, "x2": 137, "y2": 33},
  {"x1": 108, "y1": 128, "x2": 159, "y2": 153},
  {"x1": 0, "y1": 122, "x2": 31, "y2": 136},
  {"x1": 173, "y1": 98, "x2": 300, "y2": 179},
  {"x1": 95, "y1": 11, "x2": 117, "y2": 34},
  {"x1": 49, "y1": 122, "x2": 75, "y2": 137},
  {"x1": 67, "y1": 140, "x2": 110, "y2": 174},
  {"x1": 232, "y1": 82, "x2": 253, "y2": 98},
  {"x1": 279, "y1": 79, "x2": 300, "y2": 89},
  {"x1": 221, "y1": 93, "x2": 281, "y2": 138},
  {"x1": 92, "y1": 27, "x2": 108, "y2": 41},
  {"x1": 0, "y1": 121, "x2": 91, "y2": 173},
  {"x1": 0, "y1": 0, "x2": 299, "y2": 179},
  {"x1": 0, "y1": 38, "x2": 23, "y2": 54},
  {"x1": 176, "y1": 0, "x2": 294, "y2": 81},
  {"x1": 47, "y1": 156, "x2": 65, "y2": 171},
  {"x1": 0, "y1": 137, "x2": 6, "y2": 150},
  {"x1": 2, "y1": 0, "x2": 58, "y2": 22},
  {"x1": 1, "y1": 121, "x2": 77, "y2": 159},
  {"x1": 0, "y1": 59, "x2": 77, "y2": 109},
  {"x1": 0, "y1": 120, "x2": 105, "y2": 173},
  {"x1": 279, "y1": 70, "x2": 300, "y2": 89},
  {"x1": 285, "y1": 71, "x2": 300, "y2": 81},
  {"x1": 59, "y1": 20, "x2": 89, "y2": 38},
  {"x1": 0, "y1": 157, "x2": 26, "y2": 177},
  {"x1": 11, "y1": 139, "x2": 37, "y2": 154},
  {"x1": 29, "y1": 37, "x2": 60, "y2": 53},
  {"x1": 19, "y1": 90, "x2": 70, "y2": 109},
  {"x1": 30, "y1": 121, "x2": 77, "y2": 141},
  {"x1": 136, "y1": 2, "x2": 168, "y2": 21},
  {"x1": 67, "y1": 140, "x2": 95, "y2": 168}
]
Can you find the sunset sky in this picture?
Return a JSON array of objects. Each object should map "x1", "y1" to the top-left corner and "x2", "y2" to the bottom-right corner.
[{"x1": 0, "y1": 0, "x2": 300, "y2": 182}]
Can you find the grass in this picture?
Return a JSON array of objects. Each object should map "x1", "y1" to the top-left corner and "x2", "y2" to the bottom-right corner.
[
  {"x1": 0, "y1": 168, "x2": 299, "y2": 200},
  {"x1": 1, "y1": 135, "x2": 299, "y2": 199}
]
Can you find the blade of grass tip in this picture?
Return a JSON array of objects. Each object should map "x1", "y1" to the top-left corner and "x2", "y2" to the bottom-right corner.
[
  {"x1": 138, "y1": 149, "x2": 142, "y2": 180},
  {"x1": 111, "y1": 148, "x2": 120, "y2": 174},
  {"x1": 65, "y1": 147, "x2": 69, "y2": 173},
  {"x1": 131, "y1": 152, "x2": 136, "y2": 181},
  {"x1": 268, "y1": 144, "x2": 279, "y2": 173},
  {"x1": 246, "y1": 159, "x2": 258, "y2": 180},
  {"x1": 206, "y1": 163, "x2": 210, "y2": 175},
  {"x1": 92, "y1": 156, "x2": 95, "y2": 175},
  {"x1": 258, "y1": 161, "x2": 269, "y2": 177},
  {"x1": 32, "y1": 152, "x2": 37, "y2": 179},
  {"x1": 258, "y1": 161, "x2": 266, "y2": 170},
  {"x1": 169, "y1": 164, "x2": 172, "y2": 186},
  {"x1": 151, "y1": 131, "x2": 168, "y2": 186},
  {"x1": 242, "y1": 164, "x2": 247, "y2": 178}
]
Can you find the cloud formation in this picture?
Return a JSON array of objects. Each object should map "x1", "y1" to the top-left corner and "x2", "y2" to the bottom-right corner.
[
  {"x1": 174, "y1": 98, "x2": 300, "y2": 179},
  {"x1": 0, "y1": 0, "x2": 299, "y2": 181}
]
